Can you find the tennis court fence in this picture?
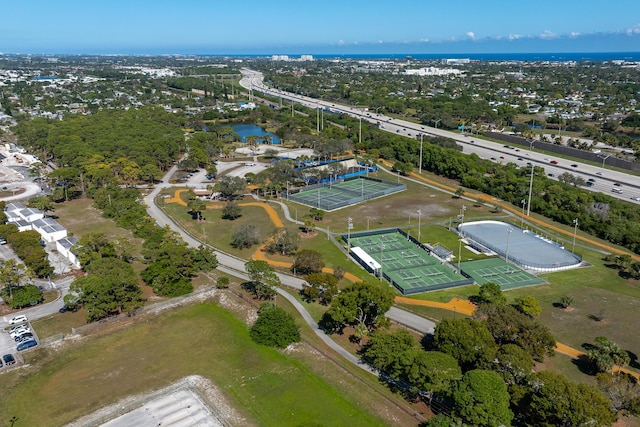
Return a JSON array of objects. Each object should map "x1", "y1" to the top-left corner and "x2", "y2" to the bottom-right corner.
[{"x1": 288, "y1": 177, "x2": 406, "y2": 211}]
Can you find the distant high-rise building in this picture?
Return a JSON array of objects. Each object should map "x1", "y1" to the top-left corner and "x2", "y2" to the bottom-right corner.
[
  {"x1": 300, "y1": 55, "x2": 314, "y2": 61},
  {"x1": 271, "y1": 55, "x2": 290, "y2": 61}
]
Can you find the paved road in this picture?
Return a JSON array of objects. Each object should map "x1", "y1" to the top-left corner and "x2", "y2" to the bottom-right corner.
[{"x1": 239, "y1": 69, "x2": 640, "y2": 203}]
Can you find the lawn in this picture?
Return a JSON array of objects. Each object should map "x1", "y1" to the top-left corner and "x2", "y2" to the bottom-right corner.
[{"x1": 0, "y1": 303, "x2": 396, "y2": 427}]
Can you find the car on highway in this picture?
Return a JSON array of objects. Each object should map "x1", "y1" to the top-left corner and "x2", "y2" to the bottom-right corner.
[
  {"x1": 548, "y1": 173, "x2": 555, "y2": 177},
  {"x1": 491, "y1": 157, "x2": 497, "y2": 161},
  {"x1": 550, "y1": 160, "x2": 558, "y2": 164},
  {"x1": 17, "y1": 340, "x2": 37, "y2": 351},
  {"x1": 587, "y1": 181, "x2": 594, "y2": 187},
  {"x1": 596, "y1": 171, "x2": 603, "y2": 175},
  {"x1": 571, "y1": 164, "x2": 578, "y2": 168},
  {"x1": 3, "y1": 354, "x2": 15, "y2": 366},
  {"x1": 631, "y1": 196, "x2": 640, "y2": 201},
  {"x1": 517, "y1": 157, "x2": 524, "y2": 161},
  {"x1": 612, "y1": 188, "x2": 623, "y2": 194},
  {"x1": 614, "y1": 182, "x2": 622, "y2": 187},
  {"x1": 588, "y1": 178, "x2": 596, "y2": 182},
  {"x1": 8, "y1": 315, "x2": 28, "y2": 325}
]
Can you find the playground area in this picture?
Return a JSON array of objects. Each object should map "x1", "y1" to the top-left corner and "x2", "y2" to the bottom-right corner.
[
  {"x1": 288, "y1": 177, "x2": 405, "y2": 211},
  {"x1": 460, "y1": 258, "x2": 546, "y2": 290},
  {"x1": 348, "y1": 230, "x2": 472, "y2": 295}
]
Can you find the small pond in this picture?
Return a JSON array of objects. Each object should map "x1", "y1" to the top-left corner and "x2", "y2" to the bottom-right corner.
[{"x1": 232, "y1": 124, "x2": 281, "y2": 144}]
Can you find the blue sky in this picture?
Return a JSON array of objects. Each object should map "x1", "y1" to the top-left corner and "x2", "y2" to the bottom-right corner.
[{"x1": 3, "y1": 0, "x2": 640, "y2": 54}]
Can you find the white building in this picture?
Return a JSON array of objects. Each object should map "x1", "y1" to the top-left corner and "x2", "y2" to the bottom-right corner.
[
  {"x1": 31, "y1": 217, "x2": 67, "y2": 243},
  {"x1": 405, "y1": 67, "x2": 462, "y2": 77},
  {"x1": 55, "y1": 236, "x2": 80, "y2": 268}
]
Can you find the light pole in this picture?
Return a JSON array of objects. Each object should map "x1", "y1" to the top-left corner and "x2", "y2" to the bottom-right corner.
[
  {"x1": 459, "y1": 205, "x2": 466, "y2": 225},
  {"x1": 527, "y1": 162, "x2": 534, "y2": 216},
  {"x1": 598, "y1": 153, "x2": 613, "y2": 169},
  {"x1": 347, "y1": 217, "x2": 353, "y2": 254},
  {"x1": 417, "y1": 209, "x2": 422, "y2": 243},
  {"x1": 458, "y1": 238, "x2": 462, "y2": 273},
  {"x1": 419, "y1": 133, "x2": 424, "y2": 174},
  {"x1": 572, "y1": 218, "x2": 579, "y2": 252},
  {"x1": 379, "y1": 236, "x2": 385, "y2": 280},
  {"x1": 434, "y1": 119, "x2": 441, "y2": 129},
  {"x1": 505, "y1": 227, "x2": 513, "y2": 267},
  {"x1": 359, "y1": 116, "x2": 362, "y2": 145},
  {"x1": 520, "y1": 199, "x2": 526, "y2": 229}
]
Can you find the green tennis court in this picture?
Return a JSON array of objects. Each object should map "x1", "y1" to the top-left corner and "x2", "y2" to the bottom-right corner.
[
  {"x1": 349, "y1": 231, "x2": 472, "y2": 295},
  {"x1": 460, "y1": 258, "x2": 546, "y2": 290},
  {"x1": 288, "y1": 177, "x2": 406, "y2": 211}
]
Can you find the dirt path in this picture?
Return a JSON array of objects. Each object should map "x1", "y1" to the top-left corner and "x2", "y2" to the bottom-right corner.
[{"x1": 395, "y1": 296, "x2": 477, "y2": 316}]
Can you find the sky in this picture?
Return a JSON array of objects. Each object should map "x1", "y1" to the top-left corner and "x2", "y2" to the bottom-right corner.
[{"x1": 3, "y1": 0, "x2": 640, "y2": 55}]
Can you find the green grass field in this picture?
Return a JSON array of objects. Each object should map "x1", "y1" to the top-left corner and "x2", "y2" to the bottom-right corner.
[{"x1": 0, "y1": 303, "x2": 395, "y2": 427}]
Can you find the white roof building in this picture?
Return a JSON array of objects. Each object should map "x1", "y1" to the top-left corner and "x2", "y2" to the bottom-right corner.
[
  {"x1": 55, "y1": 236, "x2": 80, "y2": 268},
  {"x1": 31, "y1": 217, "x2": 67, "y2": 243}
]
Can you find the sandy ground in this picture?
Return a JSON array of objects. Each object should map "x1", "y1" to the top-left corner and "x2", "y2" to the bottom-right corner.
[{"x1": 0, "y1": 150, "x2": 43, "y2": 202}]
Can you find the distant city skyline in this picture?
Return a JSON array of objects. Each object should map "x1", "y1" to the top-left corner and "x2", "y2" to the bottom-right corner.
[{"x1": 3, "y1": 0, "x2": 640, "y2": 55}]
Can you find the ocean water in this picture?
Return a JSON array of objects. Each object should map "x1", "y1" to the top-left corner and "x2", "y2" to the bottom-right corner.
[{"x1": 311, "y1": 52, "x2": 640, "y2": 62}]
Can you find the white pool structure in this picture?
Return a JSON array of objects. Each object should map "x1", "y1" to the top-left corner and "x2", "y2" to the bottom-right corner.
[{"x1": 458, "y1": 220, "x2": 582, "y2": 272}]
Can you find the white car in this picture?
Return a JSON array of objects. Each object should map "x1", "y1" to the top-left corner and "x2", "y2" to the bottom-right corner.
[
  {"x1": 631, "y1": 196, "x2": 640, "y2": 201},
  {"x1": 8, "y1": 315, "x2": 28, "y2": 325},
  {"x1": 9, "y1": 327, "x2": 30, "y2": 338}
]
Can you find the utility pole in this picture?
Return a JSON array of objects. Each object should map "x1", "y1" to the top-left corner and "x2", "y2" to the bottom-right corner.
[{"x1": 419, "y1": 133, "x2": 424, "y2": 174}]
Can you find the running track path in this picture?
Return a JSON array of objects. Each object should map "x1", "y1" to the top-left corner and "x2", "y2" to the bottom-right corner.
[
  {"x1": 165, "y1": 189, "x2": 639, "y2": 376},
  {"x1": 378, "y1": 159, "x2": 640, "y2": 262}
]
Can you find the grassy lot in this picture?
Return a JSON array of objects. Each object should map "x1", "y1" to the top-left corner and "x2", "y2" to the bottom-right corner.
[{"x1": 0, "y1": 303, "x2": 402, "y2": 427}]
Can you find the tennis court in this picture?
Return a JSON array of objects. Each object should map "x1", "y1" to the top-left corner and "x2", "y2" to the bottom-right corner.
[
  {"x1": 349, "y1": 231, "x2": 472, "y2": 295},
  {"x1": 460, "y1": 258, "x2": 545, "y2": 290},
  {"x1": 288, "y1": 177, "x2": 406, "y2": 211}
]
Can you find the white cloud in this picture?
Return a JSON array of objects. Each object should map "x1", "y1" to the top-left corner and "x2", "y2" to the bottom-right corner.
[
  {"x1": 569, "y1": 32, "x2": 580, "y2": 38},
  {"x1": 626, "y1": 24, "x2": 640, "y2": 35},
  {"x1": 508, "y1": 34, "x2": 522, "y2": 41},
  {"x1": 466, "y1": 31, "x2": 476, "y2": 40},
  {"x1": 539, "y1": 30, "x2": 557, "y2": 40},
  {"x1": 337, "y1": 39, "x2": 344, "y2": 46}
]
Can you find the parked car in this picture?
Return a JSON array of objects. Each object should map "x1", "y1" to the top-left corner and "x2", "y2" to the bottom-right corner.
[
  {"x1": 17, "y1": 340, "x2": 37, "y2": 351},
  {"x1": 15, "y1": 334, "x2": 34, "y2": 344},
  {"x1": 8, "y1": 315, "x2": 28, "y2": 325},
  {"x1": 3, "y1": 354, "x2": 15, "y2": 366},
  {"x1": 9, "y1": 327, "x2": 30, "y2": 338},
  {"x1": 59, "y1": 305, "x2": 69, "y2": 313}
]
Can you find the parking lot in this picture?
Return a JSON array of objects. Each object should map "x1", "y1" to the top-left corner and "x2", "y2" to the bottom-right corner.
[{"x1": 0, "y1": 318, "x2": 39, "y2": 369}]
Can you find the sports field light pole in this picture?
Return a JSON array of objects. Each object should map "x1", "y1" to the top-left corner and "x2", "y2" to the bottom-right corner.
[
  {"x1": 505, "y1": 227, "x2": 513, "y2": 267},
  {"x1": 458, "y1": 238, "x2": 463, "y2": 274},
  {"x1": 417, "y1": 209, "x2": 422, "y2": 243},
  {"x1": 379, "y1": 236, "x2": 385, "y2": 280},
  {"x1": 408, "y1": 213, "x2": 414, "y2": 240},
  {"x1": 572, "y1": 218, "x2": 579, "y2": 252},
  {"x1": 347, "y1": 217, "x2": 353, "y2": 254},
  {"x1": 527, "y1": 162, "x2": 534, "y2": 216},
  {"x1": 520, "y1": 199, "x2": 526, "y2": 229},
  {"x1": 460, "y1": 205, "x2": 466, "y2": 225},
  {"x1": 359, "y1": 116, "x2": 362, "y2": 145}
]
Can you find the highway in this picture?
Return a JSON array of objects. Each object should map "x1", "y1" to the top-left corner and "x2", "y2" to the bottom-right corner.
[{"x1": 240, "y1": 69, "x2": 640, "y2": 203}]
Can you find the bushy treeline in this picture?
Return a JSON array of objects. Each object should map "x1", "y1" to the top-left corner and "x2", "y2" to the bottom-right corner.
[
  {"x1": 362, "y1": 296, "x2": 618, "y2": 427},
  {"x1": 14, "y1": 106, "x2": 184, "y2": 179},
  {"x1": 0, "y1": 225, "x2": 53, "y2": 278}
]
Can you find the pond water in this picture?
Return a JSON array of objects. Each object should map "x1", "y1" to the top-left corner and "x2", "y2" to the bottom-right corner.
[{"x1": 232, "y1": 124, "x2": 281, "y2": 144}]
